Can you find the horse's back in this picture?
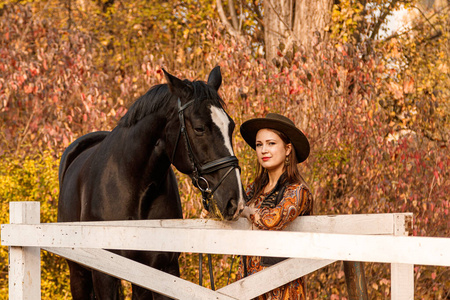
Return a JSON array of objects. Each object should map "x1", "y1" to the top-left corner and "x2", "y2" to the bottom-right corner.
[
  {"x1": 59, "y1": 131, "x2": 109, "y2": 185},
  {"x1": 58, "y1": 131, "x2": 109, "y2": 222}
]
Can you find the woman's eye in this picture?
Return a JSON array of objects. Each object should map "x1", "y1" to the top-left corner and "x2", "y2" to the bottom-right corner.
[{"x1": 255, "y1": 143, "x2": 262, "y2": 147}]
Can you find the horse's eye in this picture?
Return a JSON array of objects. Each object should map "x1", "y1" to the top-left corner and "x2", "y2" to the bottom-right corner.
[{"x1": 194, "y1": 125, "x2": 205, "y2": 135}]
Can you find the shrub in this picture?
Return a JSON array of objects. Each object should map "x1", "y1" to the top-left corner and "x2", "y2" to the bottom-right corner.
[{"x1": 0, "y1": 152, "x2": 71, "y2": 299}]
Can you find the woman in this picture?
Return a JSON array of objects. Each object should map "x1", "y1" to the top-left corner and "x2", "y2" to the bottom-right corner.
[{"x1": 238, "y1": 113, "x2": 313, "y2": 300}]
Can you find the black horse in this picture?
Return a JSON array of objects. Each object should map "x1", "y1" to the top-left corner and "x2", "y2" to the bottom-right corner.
[{"x1": 57, "y1": 67, "x2": 245, "y2": 299}]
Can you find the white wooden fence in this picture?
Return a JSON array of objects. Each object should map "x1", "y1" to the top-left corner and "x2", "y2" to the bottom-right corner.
[{"x1": 2, "y1": 201, "x2": 450, "y2": 299}]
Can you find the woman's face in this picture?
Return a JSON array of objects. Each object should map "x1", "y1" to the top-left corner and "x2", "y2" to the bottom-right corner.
[{"x1": 255, "y1": 129, "x2": 291, "y2": 174}]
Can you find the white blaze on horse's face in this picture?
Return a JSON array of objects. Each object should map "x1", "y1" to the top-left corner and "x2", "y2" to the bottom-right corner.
[
  {"x1": 210, "y1": 106, "x2": 233, "y2": 154},
  {"x1": 210, "y1": 105, "x2": 245, "y2": 217}
]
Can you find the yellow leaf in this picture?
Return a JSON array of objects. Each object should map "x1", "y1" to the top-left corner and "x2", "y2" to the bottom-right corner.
[{"x1": 183, "y1": 29, "x2": 189, "y2": 39}]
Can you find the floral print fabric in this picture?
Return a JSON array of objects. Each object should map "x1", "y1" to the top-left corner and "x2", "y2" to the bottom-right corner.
[{"x1": 237, "y1": 181, "x2": 313, "y2": 300}]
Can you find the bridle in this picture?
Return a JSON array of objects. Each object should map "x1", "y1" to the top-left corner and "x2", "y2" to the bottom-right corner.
[{"x1": 171, "y1": 98, "x2": 240, "y2": 218}]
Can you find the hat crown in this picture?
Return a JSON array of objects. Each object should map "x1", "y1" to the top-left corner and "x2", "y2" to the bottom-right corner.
[{"x1": 265, "y1": 113, "x2": 295, "y2": 127}]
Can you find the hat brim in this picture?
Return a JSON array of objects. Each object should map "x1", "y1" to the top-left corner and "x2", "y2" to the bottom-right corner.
[{"x1": 240, "y1": 118, "x2": 310, "y2": 163}]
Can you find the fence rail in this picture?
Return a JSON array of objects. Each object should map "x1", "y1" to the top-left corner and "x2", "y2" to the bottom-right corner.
[{"x1": 2, "y1": 202, "x2": 450, "y2": 299}]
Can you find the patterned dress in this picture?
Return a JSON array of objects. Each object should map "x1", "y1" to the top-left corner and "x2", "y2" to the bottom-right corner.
[{"x1": 237, "y1": 181, "x2": 313, "y2": 300}]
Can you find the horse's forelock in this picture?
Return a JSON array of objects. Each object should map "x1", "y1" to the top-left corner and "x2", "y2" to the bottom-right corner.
[{"x1": 190, "y1": 80, "x2": 224, "y2": 109}]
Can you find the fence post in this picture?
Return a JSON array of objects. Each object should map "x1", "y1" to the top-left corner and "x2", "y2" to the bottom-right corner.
[
  {"x1": 344, "y1": 261, "x2": 368, "y2": 300},
  {"x1": 391, "y1": 213, "x2": 414, "y2": 300},
  {"x1": 9, "y1": 201, "x2": 41, "y2": 300}
]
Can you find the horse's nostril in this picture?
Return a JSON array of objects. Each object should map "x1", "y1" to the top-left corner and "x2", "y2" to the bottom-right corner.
[
  {"x1": 225, "y1": 198, "x2": 245, "y2": 221},
  {"x1": 225, "y1": 199, "x2": 238, "y2": 217}
]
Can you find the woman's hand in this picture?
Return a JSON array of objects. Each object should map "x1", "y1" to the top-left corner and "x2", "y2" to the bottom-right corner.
[{"x1": 240, "y1": 205, "x2": 257, "y2": 221}]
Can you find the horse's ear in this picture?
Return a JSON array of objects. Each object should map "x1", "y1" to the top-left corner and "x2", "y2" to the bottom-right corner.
[
  {"x1": 162, "y1": 68, "x2": 193, "y2": 99},
  {"x1": 207, "y1": 66, "x2": 222, "y2": 91}
]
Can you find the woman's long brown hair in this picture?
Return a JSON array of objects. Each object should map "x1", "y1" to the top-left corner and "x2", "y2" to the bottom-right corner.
[{"x1": 250, "y1": 128, "x2": 307, "y2": 201}]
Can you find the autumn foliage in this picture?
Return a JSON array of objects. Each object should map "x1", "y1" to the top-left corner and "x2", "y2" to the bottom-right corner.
[{"x1": 0, "y1": 1, "x2": 449, "y2": 299}]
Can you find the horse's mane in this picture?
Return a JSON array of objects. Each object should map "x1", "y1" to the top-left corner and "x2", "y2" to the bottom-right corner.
[{"x1": 118, "y1": 79, "x2": 225, "y2": 127}]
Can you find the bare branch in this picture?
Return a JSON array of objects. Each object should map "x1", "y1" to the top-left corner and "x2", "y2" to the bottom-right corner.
[
  {"x1": 228, "y1": 0, "x2": 239, "y2": 30},
  {"x1": 216, "y1": 0, "x2": 242, "y2": 38},
  {"x1": 370, "y1": 0, "x2": 400, "y2": 40},
  {"x1": 266, "y1": 0, "x2": 295, "y2": 39},
  {"x1": 410, "y1": 4, "x2": 440, "y2": 33},
  {"x1": 382, "y1": 3, "x2": 450, "y2": 42}
]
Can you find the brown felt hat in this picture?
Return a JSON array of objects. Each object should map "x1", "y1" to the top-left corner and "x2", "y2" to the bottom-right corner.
[{"x1": 240, "y1": 113, "x2": 310, "y2": 163}]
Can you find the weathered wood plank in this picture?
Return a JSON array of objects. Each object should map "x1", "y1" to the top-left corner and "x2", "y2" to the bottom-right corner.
[
  {"x1": 8, "y1": 202, "x2": 41, "y2": 300},
  {"x1": 3, "y1": 224, "x2": 450, "y2": 266},
  {"x1": 391, "y1": 214, "x2": 414, "y2": 300},
  {"x1": 44, "y1": 247, "x2": 237, "y2": 300},
  {"x1": 217, "y1": 258, "x2": 335, "y2": 299},
  {"x1": 44, "y1": 213, "x2": 411, "y2": 235}
]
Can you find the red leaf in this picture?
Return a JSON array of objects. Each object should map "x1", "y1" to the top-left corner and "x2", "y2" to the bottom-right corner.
[
  {"x1": 24, "y1": 85, "x2": 34, "y2": 94},
  {"x1": 433, "y1": 170, "x2": 439, "y2": 180}
]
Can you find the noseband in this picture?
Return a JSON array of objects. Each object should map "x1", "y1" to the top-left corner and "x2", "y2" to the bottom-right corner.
[{"x1": 171, "y1": 98, "x2": 240, "y2": 218}]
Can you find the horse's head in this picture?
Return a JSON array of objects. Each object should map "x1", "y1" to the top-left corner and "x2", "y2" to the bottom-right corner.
[{"x1": 163, "y1": 67, "x2": 245, "y2": 221}]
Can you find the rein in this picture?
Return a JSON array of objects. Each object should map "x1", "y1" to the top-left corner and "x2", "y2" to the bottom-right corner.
[
  {"x1": 171, "y1": 98, "x2": 241, "y2": 290},
  {"x1": 171, "y1": 98, "x2": 240, "y2": 219}
]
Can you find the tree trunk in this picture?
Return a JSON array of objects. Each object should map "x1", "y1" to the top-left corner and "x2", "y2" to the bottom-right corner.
[
  {"x1": 264, "y1": 0, "x2": 334, "y2": 62},
  {"x1": 264, "y1": 0, "x2": 294, "y2": 62}
]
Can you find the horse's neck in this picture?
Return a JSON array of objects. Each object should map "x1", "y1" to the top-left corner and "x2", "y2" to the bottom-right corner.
[{"x1": 108, "y1": 115, "x2": 172, "y2": 185}]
